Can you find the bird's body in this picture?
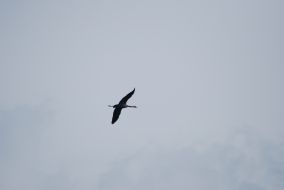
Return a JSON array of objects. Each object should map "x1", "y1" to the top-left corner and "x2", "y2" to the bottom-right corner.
[
  {"x1": 108, "y1": 88, "x2": 136, "y2": 124},
  {"x1": 113, "y1": 104, "x2": 136, "y2": 109}
]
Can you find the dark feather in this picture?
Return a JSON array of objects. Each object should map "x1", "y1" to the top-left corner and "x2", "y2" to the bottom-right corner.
[
  {"x1": 112, "y1": 107, "x2": 122, "y2": 124},
  {"x1": 119, "y1": 88, "x2": 135, "y2": 104}
]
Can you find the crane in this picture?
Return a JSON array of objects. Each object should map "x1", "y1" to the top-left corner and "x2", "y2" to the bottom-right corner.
[{"x1": 108, "y1": 88, "x2": 137, "y2": 124}]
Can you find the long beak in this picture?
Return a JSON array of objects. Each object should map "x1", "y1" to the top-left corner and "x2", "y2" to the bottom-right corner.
[{"x1": 108, "y1": 105, "x2": 113, "y2": 107}]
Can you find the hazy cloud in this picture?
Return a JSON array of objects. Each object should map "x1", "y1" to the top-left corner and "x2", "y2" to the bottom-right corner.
[{"x1": 99, "y1": 125, "x2": 284, "y2": 190}]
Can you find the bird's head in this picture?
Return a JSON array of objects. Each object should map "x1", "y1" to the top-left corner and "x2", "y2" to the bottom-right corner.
[{"x1": 108, "y1": 104, "x2": 118, "y2": 108}]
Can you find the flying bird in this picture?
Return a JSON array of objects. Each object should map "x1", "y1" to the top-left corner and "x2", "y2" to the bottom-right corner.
[{"x1": 108, "y1": 88, "x2": 137, "y2": 124}]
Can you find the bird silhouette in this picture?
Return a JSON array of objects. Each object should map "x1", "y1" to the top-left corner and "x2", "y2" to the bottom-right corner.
[{"x1": 108, "y1": 88, "x2": 137, "y2": 124}]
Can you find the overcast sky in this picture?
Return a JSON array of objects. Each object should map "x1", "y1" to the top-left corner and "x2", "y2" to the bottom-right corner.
[{"x1": 0, "y1": 0, "x2": 284, "y2": 189}]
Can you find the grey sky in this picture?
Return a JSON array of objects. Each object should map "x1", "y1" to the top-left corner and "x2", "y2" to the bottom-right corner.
[{"x1": 0, "y1": 0, "x2": 283, "y2": 189}]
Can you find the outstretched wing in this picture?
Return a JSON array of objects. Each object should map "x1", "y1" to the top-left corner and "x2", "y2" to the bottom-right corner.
[
  {"x1": 119, "y1": 88, "x2": 135, "y2": 104},
  {"x1": 112, "y1": 107, "x2": 122, "y2": 124}
]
